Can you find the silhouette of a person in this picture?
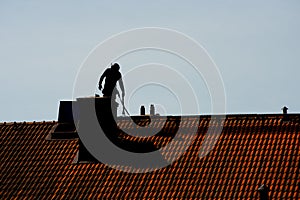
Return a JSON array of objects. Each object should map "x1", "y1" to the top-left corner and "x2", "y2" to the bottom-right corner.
[{"x1": 98, "y1": 63, "x2": 125, "y2": 99}]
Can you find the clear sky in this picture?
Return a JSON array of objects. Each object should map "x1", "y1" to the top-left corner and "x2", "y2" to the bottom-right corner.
[{"x1": 1, "y1": 1, "x2": 299, "y2": 122}]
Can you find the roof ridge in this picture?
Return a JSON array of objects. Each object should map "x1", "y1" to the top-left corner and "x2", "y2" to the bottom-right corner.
[
  {"x1": 2, "y1": 113, "x2": 300, "y2": 125},
  {"x1": 0, "y1": 121, "x2": 56, "y2": 126}
]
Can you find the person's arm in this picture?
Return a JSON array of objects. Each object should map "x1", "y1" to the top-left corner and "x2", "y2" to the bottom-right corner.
[
  {"x1": 98, "y1": 69, "x2": 108, "y2": 90},
  {"x1": 119, "y1": 78, "x2": 125, "y2": 97}
]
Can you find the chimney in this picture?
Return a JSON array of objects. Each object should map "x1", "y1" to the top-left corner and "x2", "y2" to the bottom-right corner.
[
  {"x1": 258, "y1": 184, "x2": 269, "y2": 200},
  {"x1": 150, "y1": 104, "x2": 155, "y2": 115},
  {"x1": 282, "y1": 106, "x2": 289, "y2": 121},
  {"x1": 140, "y1": 105, "x2": 145, "y2": 115},
  {"x1": 74, "y1": 97, "x2": 119, "y2": 163},
  {"x1": 46, "y1": 101, "x2": 78, "y2": 140},
  {"x1": 58, "y1": 101, "x2": 74, "y2": 124},
  {"x1": 282, "y1": 106, "x2": 288, "y2": 114}
]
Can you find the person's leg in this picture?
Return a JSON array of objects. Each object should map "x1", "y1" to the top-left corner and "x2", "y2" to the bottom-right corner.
[{"x1": 112, "y1": 89, "x2": 118, "y2": 101}]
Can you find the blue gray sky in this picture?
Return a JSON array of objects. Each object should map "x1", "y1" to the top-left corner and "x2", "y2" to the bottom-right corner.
[{"x1": 1, "y1": 1, "x2": 299, "y2": 121}]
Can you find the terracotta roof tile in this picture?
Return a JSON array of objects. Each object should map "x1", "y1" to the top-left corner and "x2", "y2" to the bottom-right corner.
[{"x1": 1, "y1": 115, "x2": 300, "y2": 199}]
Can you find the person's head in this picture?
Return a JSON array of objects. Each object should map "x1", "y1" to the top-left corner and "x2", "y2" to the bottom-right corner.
[{"x1": 111, "y1": 63, "x2": 120, "y2": 71}]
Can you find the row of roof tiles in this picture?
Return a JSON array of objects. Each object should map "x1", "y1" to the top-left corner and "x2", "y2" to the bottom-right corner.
[{"x1": 1, "y1": 114, "x2": 299, "y2": 199}]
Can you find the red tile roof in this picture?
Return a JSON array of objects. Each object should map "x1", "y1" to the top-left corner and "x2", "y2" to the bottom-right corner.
[{"x1": 1, "y1": 114, "x2": 299, "y2": 199}]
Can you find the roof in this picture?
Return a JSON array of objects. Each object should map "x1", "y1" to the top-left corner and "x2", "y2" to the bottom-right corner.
[{"x1": 1, "y1": 114, "x2": 299, "y2": 199}]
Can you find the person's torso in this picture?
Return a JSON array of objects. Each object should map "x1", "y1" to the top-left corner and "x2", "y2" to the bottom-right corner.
[{"x1": 104, "y1": 69, "x2": 121, "y2": 89}]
